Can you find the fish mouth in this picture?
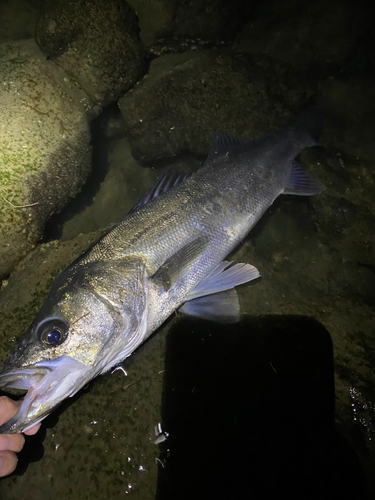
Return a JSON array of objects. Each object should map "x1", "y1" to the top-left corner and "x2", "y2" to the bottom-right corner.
[{"x1": 0, "y1": 356, "x2": 90, "y2": 434}]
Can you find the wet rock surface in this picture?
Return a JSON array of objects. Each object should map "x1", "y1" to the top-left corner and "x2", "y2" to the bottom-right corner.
[
  {"x1": 35, "y1": 0, "x2": 146, "y2": 106},
  {"x1": 0, "y1": 39, "x2": 92, "y2": 279}
]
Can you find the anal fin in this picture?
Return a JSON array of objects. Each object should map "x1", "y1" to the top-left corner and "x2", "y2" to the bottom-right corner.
[
  {"x1": 179, "y1": 290, "x2": 240, "y2": 323},
  {"x1": 186, "y1": 260, "x2": 260, "y2": 300}
]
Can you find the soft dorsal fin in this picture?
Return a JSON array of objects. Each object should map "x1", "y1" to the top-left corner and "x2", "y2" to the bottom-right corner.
[
  {"x1": 283, "y1": 161, "x2": 326, "y2": 196},
  {"x1": 206, "y1": 133, "x2": 254, "y2": 162},
  {"x1": 128, "y1": 169, "x2": 191, "y2": 214}
]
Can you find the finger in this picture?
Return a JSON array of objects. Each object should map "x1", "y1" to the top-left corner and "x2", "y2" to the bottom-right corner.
[
  {"x1": 24, "y1": 423, "x2": 41, "y2": 436},
  {"x1": 0, "y1": 451, "x2": 18, "y2": 478},
  {"x1": 0, "y1": 396, "x2": 19, "y2": 426},
  {"x1": 0, "y1": 433, "x2": 25, "y2": 453}
]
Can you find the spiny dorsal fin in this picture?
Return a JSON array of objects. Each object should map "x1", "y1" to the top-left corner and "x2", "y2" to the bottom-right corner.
[{"x1": 206, "y1": 133, "x2": 254, "y2": 162}]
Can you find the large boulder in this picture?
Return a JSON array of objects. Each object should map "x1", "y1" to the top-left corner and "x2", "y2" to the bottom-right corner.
[
  {"x1": 0, "y1": 40, "x2": 92, "y2": 279},
  {"x1": 35, "y1": 0, "x2": 146, "y2": 107},
  {"x1": 118, "y1": 49, "x2": 310, "y2": 162}
]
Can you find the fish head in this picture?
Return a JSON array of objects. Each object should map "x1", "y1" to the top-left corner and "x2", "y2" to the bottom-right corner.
[{"x1": 0, "y1": 257, "x2": 148, "y2": 433}]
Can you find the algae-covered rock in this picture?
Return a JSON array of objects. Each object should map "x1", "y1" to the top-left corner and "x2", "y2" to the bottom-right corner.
[
  {"x1": 35, "y1": 0, "x2": 145, "y2": 106},
  {"x1": 0, "y1": 39, "x2": 92, "y2": 279}
]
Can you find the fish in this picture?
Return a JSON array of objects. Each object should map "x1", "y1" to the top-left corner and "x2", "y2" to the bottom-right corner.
[{"x1": 0, "y1": 121, "x2": 325, "y2": 433}]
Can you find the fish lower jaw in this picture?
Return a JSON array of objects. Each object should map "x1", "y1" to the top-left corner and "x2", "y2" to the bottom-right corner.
[{"x1": 0, "y1": 356, "x2": 91, "y2": 434}]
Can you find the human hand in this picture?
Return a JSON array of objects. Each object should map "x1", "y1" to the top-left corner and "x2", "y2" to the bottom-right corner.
[{"x1": 0, "y1": 396, "x2": 41, "y2": 477}]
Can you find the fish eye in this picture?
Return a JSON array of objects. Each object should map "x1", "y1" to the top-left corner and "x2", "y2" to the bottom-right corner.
[
  {"x1": 42, "y1": 327, "x2": 63, "y2": 344},
  {"x1": 37, "y1": 318, "x2": 68, "y2": 346}
]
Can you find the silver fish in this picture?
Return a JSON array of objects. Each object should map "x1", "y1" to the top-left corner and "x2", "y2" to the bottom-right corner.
[{"x1": 0, "y1": 125, "x2": 325, "y2": 433}]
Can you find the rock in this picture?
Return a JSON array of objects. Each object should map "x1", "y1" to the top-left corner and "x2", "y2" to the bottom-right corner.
[
  {"x1": 126, "y1": 0, "x2": 175, "y2": 49},
  {"x1": 35, "y1": 0, "x2": 145, "y2": 107},
  {"x1": 127, "y1": 0, "x2": 249, "y2": 49},
  {"x1": 173, "y1": 0, "x2": 248, "y2": 42},
  {"x1": 0, "y1": 0, "x2": 39, "y2": 43},
  {"x1": 119, "y1": 49, "x2": 309, "y2": 162},
  {"x1": 0, "y1": 39, "x2": 92, "y2": 279}
]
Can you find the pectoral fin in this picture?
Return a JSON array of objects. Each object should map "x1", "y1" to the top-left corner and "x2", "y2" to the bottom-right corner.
[{"x1": 150, "y1": 237, "x2": 209, "y2": 291}]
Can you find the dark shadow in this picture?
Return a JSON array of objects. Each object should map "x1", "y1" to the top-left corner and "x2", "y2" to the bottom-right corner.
[{"x1": 156, "y1": 315, "x2": 370, "y2": 500}]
